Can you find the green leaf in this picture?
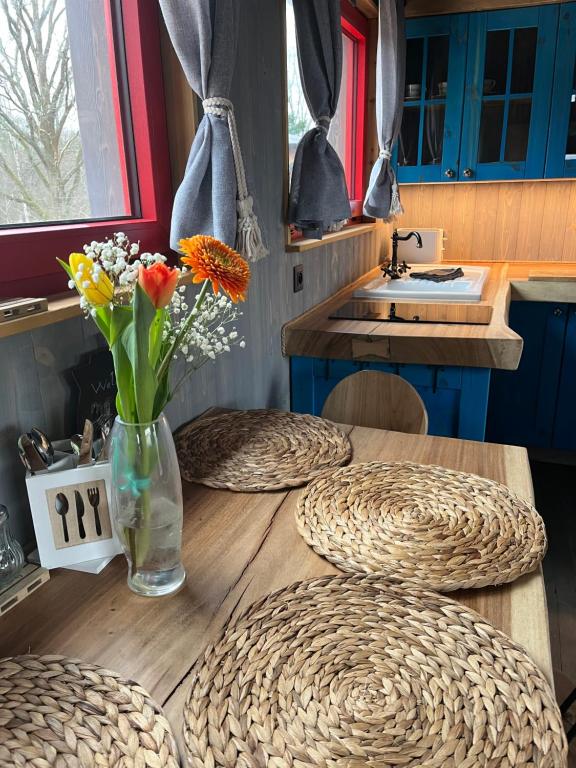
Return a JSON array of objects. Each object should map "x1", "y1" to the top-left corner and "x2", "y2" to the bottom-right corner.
[
  {"x1": 109, "y1": 306, "x2": 132, "y2": 347},
  {"x1": 111, "y1": 340, "x2": 136, "y2": 422},
  {"x1": 122, "y1": 284, "x2": 157, "y2": 423},
  {"x1": 57, "y1": 257, "x2": 74, "y2": 281},
  {"x1": 152, "y1": 370, "x2": 171, "y2": 420},
  {"x1": 148, "y1": 308, "x2": 165, "y2": 369}
]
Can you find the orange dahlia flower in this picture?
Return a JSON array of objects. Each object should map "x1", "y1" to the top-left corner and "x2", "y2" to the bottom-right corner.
[{"x1": 179, "y1": 235, "x2": 250, "y2": 303}]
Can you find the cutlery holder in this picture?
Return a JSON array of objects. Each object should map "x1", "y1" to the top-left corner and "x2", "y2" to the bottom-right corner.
[{"x1": 25, "y1": 462, "x2": 121, "y2": 570}]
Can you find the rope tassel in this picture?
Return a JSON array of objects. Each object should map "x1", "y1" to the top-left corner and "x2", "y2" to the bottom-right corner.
[{"x1": 203, "y1": 97, "x2": 269, "y2": 262}]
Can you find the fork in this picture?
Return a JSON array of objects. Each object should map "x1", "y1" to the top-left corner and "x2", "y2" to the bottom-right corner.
[{"x1": 87, "y1": 487, "x2": 102, "y2": 536}]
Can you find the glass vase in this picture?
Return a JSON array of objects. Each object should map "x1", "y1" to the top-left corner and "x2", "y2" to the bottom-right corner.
[
  {"x1": 110, "y1": 413, "x2": 185, "y2": 597},
  {"x1": 0, "y1": 504, "x2": 25, "y2": 588}
]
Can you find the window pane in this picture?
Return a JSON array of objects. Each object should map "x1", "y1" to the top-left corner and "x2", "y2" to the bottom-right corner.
[
  {"x1": 0, "y1": 0, "x2": 133, "y2": 228},
  {"x1": 406, "y1": 38, "x2": 424, "y2": 100},
  {"x1": 422, "y1": 105, "x2": 445, "y2": 165},
  {"x1": 399, "y1": 107, "x2": 420, "y2": 166},
  {"x1": 426, "y1": 36, "x2": 449, "y2": 100},
  {"x1": 484, "y1": 30, "x2": 510, "y2": 96},
  {"x1": 510, "y1": 28, "x2": 537, "y2": 93},
  {"x1": 505, "y1": 98, "x2": 531, "y2": 161},
  {"x1": 479, "y1": 100, "x2": 505, "y2": 162}
]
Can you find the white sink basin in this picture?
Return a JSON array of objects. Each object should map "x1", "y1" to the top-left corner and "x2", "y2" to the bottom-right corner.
[{"x1": 354, "y1": 265, "x2": 489, "y2": 303}]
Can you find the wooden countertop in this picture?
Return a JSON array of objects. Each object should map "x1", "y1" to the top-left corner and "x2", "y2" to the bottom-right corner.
[
  {"x1": 0, "y1": 422, "x2": 553, "y2": 758},
  {"x1": 282, "y1": 261, "x2": 576, "y2": 370}
]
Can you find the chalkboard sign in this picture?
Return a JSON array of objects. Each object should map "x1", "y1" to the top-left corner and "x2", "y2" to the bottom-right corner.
[{"x1": 71, "y1": 349, "x2": 117, "y2": 435}]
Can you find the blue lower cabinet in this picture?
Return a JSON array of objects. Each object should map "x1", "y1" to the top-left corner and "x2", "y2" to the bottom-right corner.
[
  {"x1": 486, "y1": 301, "x2": 573, "y2": 450},
  {"x1": 290, "y1": 356, "x2": 491, "y2": 441}
]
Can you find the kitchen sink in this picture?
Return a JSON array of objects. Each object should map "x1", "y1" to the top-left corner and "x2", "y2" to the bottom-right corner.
[{"x1": 354, "y1": 265, "x2": 490, "y2": 303}]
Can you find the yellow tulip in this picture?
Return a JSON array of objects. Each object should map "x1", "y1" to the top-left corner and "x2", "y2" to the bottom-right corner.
[{"x1": 69, "y1": 252, "x2": 114, "y2": 307}]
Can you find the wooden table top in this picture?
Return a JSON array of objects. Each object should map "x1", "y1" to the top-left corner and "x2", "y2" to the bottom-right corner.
[
  {"x1": 282, "y1": 261, "x2": 576, "y2": 370},
  {"x1": 0, "y1": 423, "x2": 553, "y2": 758}
]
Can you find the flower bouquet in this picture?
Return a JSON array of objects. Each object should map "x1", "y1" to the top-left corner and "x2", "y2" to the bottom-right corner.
[{"x1": 59, "y1": 233, "x2": 250, "y2": 595}]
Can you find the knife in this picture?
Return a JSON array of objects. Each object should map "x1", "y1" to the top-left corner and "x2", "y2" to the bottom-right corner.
[{"x1": 75, "y1": 490, "x2": 86, "y2": 539}]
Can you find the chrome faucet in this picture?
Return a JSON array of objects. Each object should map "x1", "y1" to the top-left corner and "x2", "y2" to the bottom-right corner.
[{"x1": 382, "y1": 229, "x2": 423, "y2": 280}]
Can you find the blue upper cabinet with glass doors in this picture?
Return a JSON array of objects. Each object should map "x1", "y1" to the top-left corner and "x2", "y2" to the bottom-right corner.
[
  {"x1": 397, "y1": 4, "x2": 566, "y2": 183},
  {"x1": 460, "y1": 6, "x2": 558, "y2": 180},
  {"x1": 396, "y1": 15, "x2": 468, "y2": 183},
  {"x1": 546, "y1": 3, "x2": 576, "y2": 178}
]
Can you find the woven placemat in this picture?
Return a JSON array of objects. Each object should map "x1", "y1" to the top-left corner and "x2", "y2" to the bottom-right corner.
[
  {"x1": 0, "y1": 655, "x2": 179, "y2": 767},
  {"x1": 296, "y1": 461, "x2": 547, "y2": 592},
  {"x1": 184, "y1": 573, "x2": 566, "y2": 767},
  {"x1": 175, "y1": 409, "x2": 352, "y2": 491}
]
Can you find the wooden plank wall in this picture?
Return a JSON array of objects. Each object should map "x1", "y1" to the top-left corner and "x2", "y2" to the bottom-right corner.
[
  {"x1": 406, "y1": 0, "x2": 566, "y2": 16},
  {"x1": 396, "y1": 181, "x2": 576, "y2": 261},
  {"x1": 0, "y1": 2, "x2": 385, "y2": 547}
]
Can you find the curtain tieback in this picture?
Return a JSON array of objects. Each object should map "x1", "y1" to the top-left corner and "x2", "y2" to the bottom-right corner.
[
  {"x1": 315, "y1": 115, "x2": 331, "y2": 133},
  {"x1": 379, "y1": 149, "x2": 392, "y2": 160},
  {"x1": 202, "y1": 96, "x2": 268, "y2": 262}
]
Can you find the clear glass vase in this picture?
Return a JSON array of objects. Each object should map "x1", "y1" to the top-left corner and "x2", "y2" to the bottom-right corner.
[
  {"x1": 110, "y1": 413, "x2": 185, "y2": 597},
  {"x1": 0, "y1": 504, "x2": 25, "y2": 588}
]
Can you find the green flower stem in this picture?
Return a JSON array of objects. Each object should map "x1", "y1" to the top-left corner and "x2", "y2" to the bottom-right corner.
[{"x1": 155, "y1": 279, "x2": 211, "y2": 386}]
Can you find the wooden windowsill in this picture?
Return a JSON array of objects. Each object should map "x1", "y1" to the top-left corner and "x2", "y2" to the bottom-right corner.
[
  {"x1": 0, "y1": 271, "x2": 198, "y2": 340},
  {"x1": 0, "y1": 293, "x2": 83, "y2": 340},
  {"x1": 285, "y1": 222, "x2": 377, "y2": 253}
]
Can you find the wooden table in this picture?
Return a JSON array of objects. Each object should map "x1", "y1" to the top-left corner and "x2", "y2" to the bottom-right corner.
[{"x1": 0, "y1": 424, "x2": 553, "y2": 759}]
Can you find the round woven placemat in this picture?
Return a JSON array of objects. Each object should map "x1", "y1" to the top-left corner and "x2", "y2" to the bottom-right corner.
[
  {"x1": 174, "y1": 409, "x2": 352, "y2": 492},
  {"x1": 296, "y1": 461, "x2": 547, "y2": 592},
  {"x1": 184, "y1": 573, "x2": 566, "y2": 767},
  {"x1": 0, "y1": 655, "x2": 179, "y2": 767}
]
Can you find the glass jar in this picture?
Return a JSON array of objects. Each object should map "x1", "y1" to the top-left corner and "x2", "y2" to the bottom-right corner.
[
  {"x1": 0, "y1": 504, "x2": 25, "y2": 588},
  {"x1": 109, "y1": 413, "x2": 185, "y2": 597}
]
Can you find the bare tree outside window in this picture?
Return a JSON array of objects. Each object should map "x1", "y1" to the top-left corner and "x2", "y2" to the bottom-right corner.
[
  {"x1": 0, "y1": 0, "x2": 133, "y2": 228},
  {"x1": 0, "y1": 0, "x2": 90, "y2": 225}
]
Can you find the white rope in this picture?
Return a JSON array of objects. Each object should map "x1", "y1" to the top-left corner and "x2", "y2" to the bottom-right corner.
[
  {"x1": 379, "y1": 148, "x2": 392, "y2": 160},
  {"x1": 203, "y1": 97, "x2": 268, "y2": 262}
]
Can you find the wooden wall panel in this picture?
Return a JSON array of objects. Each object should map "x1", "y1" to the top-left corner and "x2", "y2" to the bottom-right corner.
[
  {"x1": 406, "y1": 0, "x2": 565, "y2": 18},
  {"x1": 397, "y1": 181, "x2": 576, "y2": 262},
  {"x1": 1, "y1": 0, "x2": 385, "y2": 547}
]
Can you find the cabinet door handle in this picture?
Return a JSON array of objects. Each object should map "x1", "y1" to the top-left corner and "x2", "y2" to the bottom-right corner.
[
  {"x1": 444, "y1": 168, "x2": 456, "y2": 178},
  {"x1": 553, "y1": 307, "x2": 563, "y2": 317},
  {"x1": 463, "y1": 168, "x2": 474, "y2": 178}
]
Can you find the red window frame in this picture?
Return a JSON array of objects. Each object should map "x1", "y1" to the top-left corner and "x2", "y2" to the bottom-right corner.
[
  {"x1": 341, "y1": 0, "x2": 368, "y2": 218},
  {"x1": 0, "y1": 0, "x2": 172, "y2": 299}
]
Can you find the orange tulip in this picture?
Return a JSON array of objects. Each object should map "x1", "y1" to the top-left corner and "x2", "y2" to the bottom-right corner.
[{"x1": 138, "y1": 263, "x2": 179, "y2": 308}]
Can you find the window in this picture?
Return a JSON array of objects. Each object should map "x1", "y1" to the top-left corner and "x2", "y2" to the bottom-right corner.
[
  {"x1": 285, "y1": 0, "x2": 367, "y2": 225},
  {"x1": 0, "y1": 0, "x2": 171, "y2": 298}
]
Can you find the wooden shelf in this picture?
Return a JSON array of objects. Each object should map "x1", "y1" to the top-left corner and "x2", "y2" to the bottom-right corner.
[
  {"x1": 286, "y1": 223, "x2": 377, "y2": 253},
  {"x1": 355, "y1": 0, "x2": 378, "y2": 19}
]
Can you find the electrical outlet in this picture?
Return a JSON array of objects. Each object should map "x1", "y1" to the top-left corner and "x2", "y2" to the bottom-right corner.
[{"x1": 293, "y1": 264, "x2": 304, "y2": 293}]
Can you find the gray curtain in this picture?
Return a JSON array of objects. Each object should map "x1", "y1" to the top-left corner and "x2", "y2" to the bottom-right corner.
[
  {"x1": 363, "y1": 0, "x2": 406, "y2": 220},
  {"x1": 288, "y1": 0, "x2": 351, "y2": 239},
  {"x1": 160, "y1": 0, "x2": 267, "y2": 260}
]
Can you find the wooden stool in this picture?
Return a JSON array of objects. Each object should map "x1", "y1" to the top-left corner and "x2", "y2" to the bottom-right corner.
[{"x1": 321, "y1": 370, "x2": 428, "y2": 434}]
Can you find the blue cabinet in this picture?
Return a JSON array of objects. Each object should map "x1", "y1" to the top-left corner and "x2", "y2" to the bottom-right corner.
[
  {"x1": 486, "y1": 302, "x2": 576, "y2": 451},
  {"x1": 399, "y1": 4, "x2": 571, "y2": 182},
  {"x1": 396, "y1": 15, "x2": 468, "y2": 183},
  {"x1": 546, "y1": 3, "x2": 576, "y2": 177},
  {"x1": 291, "y1": 357, "x2": 491, "y2": 441}
]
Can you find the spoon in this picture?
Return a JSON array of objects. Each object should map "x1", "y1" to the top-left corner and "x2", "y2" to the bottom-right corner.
[
  {"x1": 29, "y1": 427, "x2": 54, "y2": 467},
  {"x1": 55, "y1": 493, "x2": 70, "y2": 543},
  {"x1": 17, "y1": 434, "x2": 46, "y2": 473}
]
